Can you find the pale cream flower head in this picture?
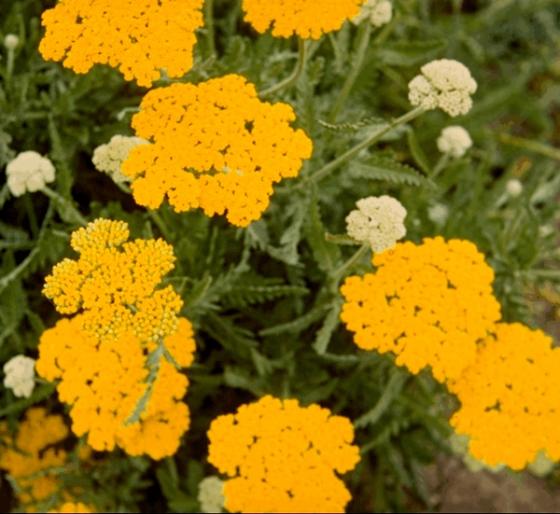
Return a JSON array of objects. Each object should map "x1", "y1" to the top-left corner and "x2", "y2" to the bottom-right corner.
[
  {"x1": 92, "y1": 135, "x2": 147, "y2": 184},
  {"x1": 353, "y1": 0, "x2": 392, "y2": 27},
  {"x1": 437, "y1": 126, "x2": 472, "y2": 158},
  {"x1": 506, "y1": 178, "x2": 523, "y2": 197},
  {"x1": 346, "y1": 195, "x2": 407, "y2": 252},
  {"x1": 198, "y1": 476, "x2": 225, "y2": 513},
  {"x1": 6, "y1": 151, "x2": 55, "y2": 196},
  {"x1": 409, "y1": 59, "x2": 477, "y2": 116},
  {"x1": 3, "y1": 355, "x2": 35, "y2": 398},
  {"x1": 4, "y1": 34, "x2": 19, "y2": 50}
]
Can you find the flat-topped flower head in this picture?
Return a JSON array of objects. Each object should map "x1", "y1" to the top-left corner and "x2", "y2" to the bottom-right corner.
[
  {"x1": 0, "y1": 408, "x2": 69, "y2": 505},
  {"x1": 449, "y1": 323, "x2": 560, "y2": 471},
  {"x1": 40, "y1": 219, "x2": 197, "y2": 459},
  {"x1": 39, "y1": 0, "x2": 204, "y2": 87},
  {"x1": 242, "y1": 0, "x2": 365, "y2": 39},
  {"x1": 352, "y1": 0, "x2": 392, "y2": 27},
  {"x1": 341, "y1": 237, "x2": 501, "y2": 383},
  {"x1": 409, "y1": 59, "x2": 477, "y2": 116},
  {"x1": 346, "y1": 195, "x2": 406, "y2": 252},
  {"x1": 437, "y1": 126, "x2": 472, "y2": 158},
  {"x1": 36, "y1": 316, "x2": 195, "y2": 459},
  {"x1": 207, "y1": 395, "x2": 360, "y2": 513},
  {"x1": 6, "y1": 151, "x2": 55, "y2": 196},
  {"x1": 93, "y1": 135, "x2": 148, "y2": 184},
  {"x1": 122, "y1": 74, "x2": 313, "y2": 226}
]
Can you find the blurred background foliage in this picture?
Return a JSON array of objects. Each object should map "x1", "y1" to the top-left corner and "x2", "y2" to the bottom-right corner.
[{"x1": 0, "y1": 0, "x2": 559, "y2": 511}]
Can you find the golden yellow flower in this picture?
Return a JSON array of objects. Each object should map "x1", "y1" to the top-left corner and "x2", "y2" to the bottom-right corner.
[
  {"x1": 207, "y1": 395, "x2": 360, "y2": 513},
  {"x1": 39, "y1": 219, "x2": 196, "y2": 459},
  {"x1": 242, "y1": 0, "x2": 365, "y2": 39},
  {"x1": 449, "y1": 323, "x2": 560, "y2": 471},
  {"x1": 39, "y1": 0, "x2": 204, "y2": 87},
  {"x1": 122, "y1": 74, "x2": 313, "y2": 226},
  {"x1": 0, "y1": 408, "x2": 68, "y2": 506},
  {"x1": 50, "y1": 502, "x2": 94, "y2": 513},
  {"x1": 340, "y1": 237, "x2": 501, "y2": 383}
]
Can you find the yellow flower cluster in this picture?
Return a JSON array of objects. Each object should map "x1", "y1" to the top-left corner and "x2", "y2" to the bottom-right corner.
[
  {"x1": 242, "y1": 0, "x2": 365, "y2": 39},
  {"x1": 50, "y1": 503, "x2": 94, "y2": 513},
  {"x1": 39, "y1": 219, "x2": 196, "y2": 459},
  {"x1": 449, "y1": 323, "x2": 560, "y2": 470},
  {"x1": 39, "y1": 0, "x2": 204, "y2": 87},
  {"x1": 207, "y1": 395, "x2": 360, "y2": 513},
  {"x1": 340, "y1": 237, "x2": 501, "y2": 383},
  {"x1": 0, "y1": 408, "x2": 68, "y2": 506},
  {"x1": 122, "y1": 74, "x2": 313, "y2": 226}
]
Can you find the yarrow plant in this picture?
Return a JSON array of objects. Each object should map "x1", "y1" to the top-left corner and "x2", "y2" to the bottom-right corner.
[
  {"x1": 1, "y1": 0, "x2": 560, "y2": 512},
  {"x1": 242, "y1": 0, "x2": 365, "y2": 39},
  {"x1": 437, "y1": 126, "x2": 473, "y2": 158},
  {"x1": 38, "y1": 219, "x2": 196, "y2": 458},
  {"x1": 39, "y1": 0, "x2": 204, "y2": 87},
  {"x1": 352, "y1": 0, "x2": 393, "y2": 27},
  {"x1": 5, "y1": 151, "x2": 55, "y2": 196},
  {"x1": 122, "y1": 74, "x2": 313, "y2": 226},
  {"x1": 345, "y1": 195, "x2": 407, "y2": 252},
  {"x1": 2, "y1": 355, "x2": 35, "y2": 398},
  {"x1": 207, "y1": 396, "x2": 360, "y2": 513},
  {"x1": 341, "y1": 237, "x2": 501, "y2": 382},
  {"x1": 92, "y1": 135, "x2": 147, "y2": 184},
  {"x1": 408, "y1": 59, "x2": 477, "y2": 116}
]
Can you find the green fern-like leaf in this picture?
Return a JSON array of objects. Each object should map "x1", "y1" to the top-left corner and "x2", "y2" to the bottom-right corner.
[{"x1": 348, "y1": 155, "x2": 428, "y2": 187}]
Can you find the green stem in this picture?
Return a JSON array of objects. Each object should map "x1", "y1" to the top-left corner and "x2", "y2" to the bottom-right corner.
[
  {"x1": 498, "y1": 132, "x2": 560, "y2": 161},
  {"x1": 332, "y1": 244, "x2": 369, "y2": 282},
  {"x1": 431, "y1": 154, "x2": 450, "y2": 179},
  {"x1": 355, "y1": 371, "x2": 407, "y2": 429},
  {"x1": 148, "y1": 211, "x2": 173, "y2": 241},
  {"x1": 261, "y1": 38, "x2": 307, "y2": 97},
  {"x1": 6, "y1": 48, "x2": 15, "y2": 81},
  {"x1": 205, "y1": 0, "x2": 216, "y2": 57},
  {"x1": 329, "y1": 23, "x2": 372, "y2": 122},
  {"x1": 307, "y1": 106, "x2": 425, "y2": 185},
  {"x1": 23, "y1": 193, "x2": 39, "y2": 237},
  {"x1": 42, "y1": 186, "x2": 87, "y2": 226}
]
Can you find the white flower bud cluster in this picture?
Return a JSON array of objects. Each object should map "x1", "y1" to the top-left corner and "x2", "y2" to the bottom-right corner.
[
  {"x1": 198, "y1": 476, "x2": 225, "y2": 514},
  {"x1": 4, "y1": 34, "x2": 19, "y2": 50},
  {"x1": 506, "y1": 178, "x2": 523, "y2": 197},
  {"x1": 92, "y1": 135, "x2": 147, "y2": 184},
  {"x1": 408, "y1": 59, "x2": 477, "y2": 116},
  {"x1": 5, "y1": 151, "x2": 56, "y2": 196},
  {"x1": 427, "y1": 203, "x2": 449, "y2": 226},
  {"x1": 3, "y1": 355, "x2": 35, "y2": 398},
  {"x1": 437, "y1": 126, "x2": 472, "y2": 158},
  {"x1": 353, "y1": 0, "x2": 393, "y2": 27},
  {"x1": 346, "y1": 195, "x2": 407, "y2": 252}
]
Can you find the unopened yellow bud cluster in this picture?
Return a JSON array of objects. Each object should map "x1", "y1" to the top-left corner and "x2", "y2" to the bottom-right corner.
[{"x1": 39, "y1": 219, "x2": 196, "y2": 459}]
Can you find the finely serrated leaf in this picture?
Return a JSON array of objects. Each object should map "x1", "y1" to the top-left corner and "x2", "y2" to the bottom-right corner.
[{"x1": 348, "y1": 156, "x2": 426, "y2": 187}]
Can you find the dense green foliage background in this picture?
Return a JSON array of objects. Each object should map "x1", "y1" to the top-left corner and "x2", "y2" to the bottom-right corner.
[{"x1": 1, "y1": 0, "x2": 559, "y2": 511}]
